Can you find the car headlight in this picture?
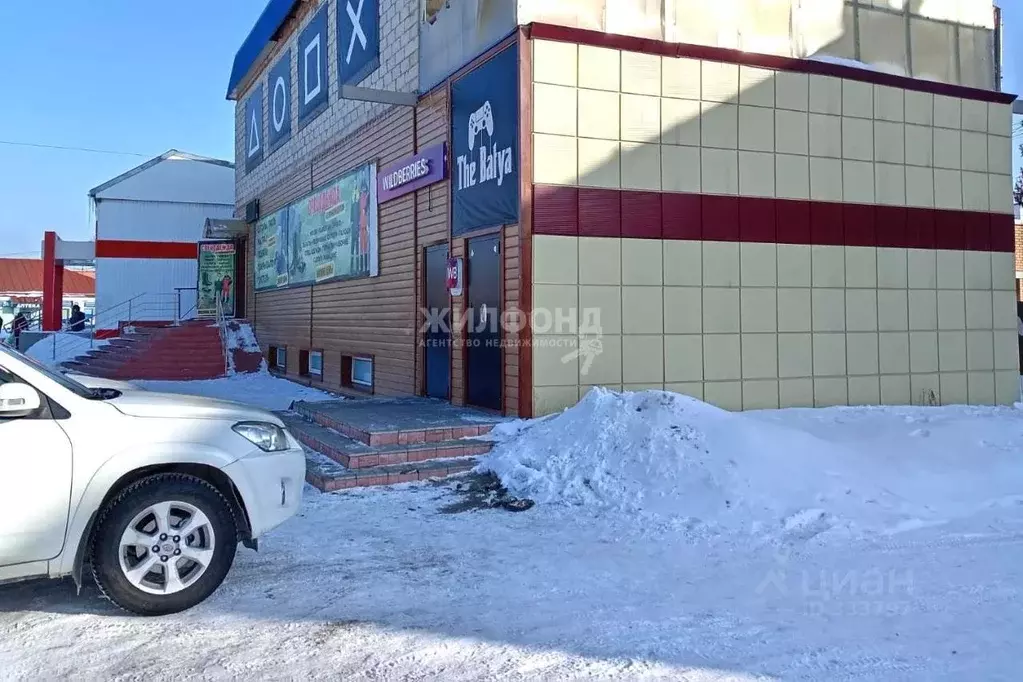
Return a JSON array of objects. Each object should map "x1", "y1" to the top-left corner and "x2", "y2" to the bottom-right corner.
[{"x1": 233, "y1": 422, "x2": 289, "y2": 452}]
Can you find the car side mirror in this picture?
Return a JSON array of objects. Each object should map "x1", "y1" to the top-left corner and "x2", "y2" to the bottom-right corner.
[{"x1": 0, "y1": 383, "x2": 42, "y2": 418}]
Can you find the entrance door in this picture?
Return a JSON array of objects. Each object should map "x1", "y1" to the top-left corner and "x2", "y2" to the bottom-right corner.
[
  {"x1": 466, "y1": 235, "x2": 502, "y2": 411},
  {"x1": 424, "y1": 244, "x2": 450, "y2": 400}
]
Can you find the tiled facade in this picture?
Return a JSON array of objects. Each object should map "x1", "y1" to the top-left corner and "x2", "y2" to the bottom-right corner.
[{"x1": 528, "y1": 38, "x2": 1018, "y2": 415}]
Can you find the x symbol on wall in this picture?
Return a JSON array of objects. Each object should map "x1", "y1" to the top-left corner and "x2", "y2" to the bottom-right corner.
[{"x1": 346, "y1": 0, "x2": 367, "y2": 65}]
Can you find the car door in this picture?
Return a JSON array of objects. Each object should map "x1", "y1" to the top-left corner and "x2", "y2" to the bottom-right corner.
[{"x1": 0, "y1": 364, "x2": 74, "y2": 567}]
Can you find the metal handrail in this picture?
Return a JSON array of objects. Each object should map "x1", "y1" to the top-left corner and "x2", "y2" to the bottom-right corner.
[{"x1": 214, "y1": 295, "x2": 230, "y2": 375}]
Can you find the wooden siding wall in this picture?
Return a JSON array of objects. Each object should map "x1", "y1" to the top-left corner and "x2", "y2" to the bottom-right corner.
[{"x1": 503, "y1": 223, "x2": 520, "y2": 416}]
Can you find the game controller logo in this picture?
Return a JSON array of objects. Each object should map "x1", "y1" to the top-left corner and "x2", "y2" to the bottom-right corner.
[{"x1": 456, "y1": 100, "x2": 514, "y2": 191}]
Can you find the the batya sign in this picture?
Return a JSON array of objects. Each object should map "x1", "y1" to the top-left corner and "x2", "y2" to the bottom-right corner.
[
  {"x1": 253, "y1": 163, "x2": 378, "y2": 291},
  {"x1": 377, "y1": 144, "x2": 447, "y2": 202}
]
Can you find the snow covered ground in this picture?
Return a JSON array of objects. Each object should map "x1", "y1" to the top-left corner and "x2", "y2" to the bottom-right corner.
[
  {"x1": 23, "y1": 332, "x2": 108, "y2": 366},
  {"x1": 137, "y1": 370, "x2": 335, "y2": 411},
  {"x1": 1, "y1": 383, "x2": 1022, "y2": 680}
]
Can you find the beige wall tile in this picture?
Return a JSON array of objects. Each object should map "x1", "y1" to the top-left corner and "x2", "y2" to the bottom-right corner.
[
  {"x1": 962, "y1": 171, "x2": 990, "y2": 211},
  {"x1": 741, "y1": 335, "x2": 778, "y2": 379},
  {"x1": 843, "y1": 79, "x2": 874, "y2": 119},
  {"x1": 776, "y1": 109, "x2": 809, "y2": 155},
  {"x1": 812, "y1": 288, "x2": 846, "y2": 332},
  {"x1": 934, "y1": 95, "x2": 962, "y2": 129},
  {"x1": 701, "y1": 102, "x2": 739, "y2": 149},
  {"x1": 937, "y1": 289, "x2": 966, "y2": 330},
  {"x1": 815, "y1": 377, "x2": 849, "y2": 406},
  {"x1": 701, "y1": 148, "x2": 740, "y2": 195},
  {"x1": 739, "y1": 66, "x2": 775, "y2": 107},
  {"x1": 848, "y1": 375, "x2": 881, "y2": 405},
  {"x1": 664, "y1": 334, "x2": 703, "y2": 382},
  {"x1": 933, "y1": 129, "x2": 962, "y2": 170},
  {"x1": 936, "y1": 250, "x2": 965, "y2": 289},
  {"x1": 661, "y1": 145, "x2": 701, "y2": 193},
  {"x1": 995, "y1": 370, "x2": 1019, "y2": 405},
  {"x1": 904, "y1": 90, "x2": 934, "y2": 126},
  {"x1": 778, "y1": 288, "x2": 812, "y2": 333},
  {"x1": 909, "y1": 331, "x2": 939, "y2": 373},
  {"x1": 994, "y1": 329, "x2": 1017, "y2": 371},
  {"x1": 535, "y1": 284, "x2": 580, "y2": 334},
  {"x1": 967, "y1": 371, "x2": 995, "y2": 405},
  {"x1": 623, "y1": 383, "x2": 664, "y2": 392},
  {"x1": 878, "y1": 290, "x2": 909, "y2": 332},
  {"x1": 622, "y1": 287, "x2": 663, "y2": 334},
  {"x1": 875, "y1": 163, "x2": 906, "y2": 206},
  {"x1": 661, "y1": 56, "x2": 700, "y2": 100},
  {"x1": 665, "y1": 382, "x2": 703, "y2": 400},
  {"x1": 843, "y1": 117, "x2": 875, "y2": 161},
  {"x1": 621, "y1": 94, "x2": 661, "y2": 143},
  {"x1": 579, "y1": 45, "x2": 620, "y2": 91},
  {"x1": 911, "y1": 373, "x2": 941, "y2": 406},
  {"x1": 778, "y1": 245, "x2": 811, "y2": 287},
  {"x1": 580, "y1": 384, "x2": 622, "y2": 400},
  {"x1": 739, "y1": 151, "x2": 776, "y2": 197},
  {"x1": 701, "y1": 61, "x2": 739, "y2": 102},
  {"x1": 993, "y1": 291, "x2": 1018, "y2": 329},
  {"x1": 964, "y1": 251, "x2": 992, "y2": 290},
  {"x1": 703, "y1": 241, "x2": 740, "y2": 287},
  {"x1": 880, "y1": 374, "x2": 911, "y2": 404},
  {"x1": 848, "y1": 332, "x2": 880, "y2": 375},
  {"x1": 905, "y1": 166, "x2": 935, "y2": 207},
  {"x1": 534, "y1": 386, "x2": 580, "y2": 415},
  {"x1": 809, "y1": 157, "x2": 843, "y2": 201},
  {"x1": 579, "y1": 285, "x2": 622, "y2": 335},
  {"x1": 847, "y1": 289, "x2": 879, "y2": 332},
  {"x1": 938, "y1": 330, "x2": 967, "y2": 371},
  {"x1": 909, "y1": 289, "x2": 938, "y2": 331},
  {"x1": 741, "y1": 288, "x2": 778, "y2": 333},
  {"x1": 703, "y1": 287, "x2": 741, "y2": 333},
  {"x1": 810, "y1": 114, "x2": 842, "y2": 158},
  {"x1": 580, "y1": 334, "x2": 622, "y2": 384},
  {"x1": 987, "y1": 135, "x2": 1012, "y2": 174},
  {"x1": 940, "y1": 372, "x2": 969, "y2": 405},
  {"x1": 988, "y1": 103, "x2": 1012, "y2": 137},
  {"x1": 812, "y1": 245, "x2": 846, "y2": 288},
  {"x1": 874, "y1": 122, "x2": 905, "y2": 164},
  {"x1": 843, "y1": 160, "x2": 875, "y2": 203},
  {"x1": 989, "y1": 174, "x2": 1014, "y2": 214},
  {"x1": 743, "y1": 379, "x2": 780, "y2": 409},
  {"x1": 534, "y1": 235, "x2": 578, "y2": 285},
  {"x1": 877, "y1": 248, "x2": 908, "y2": 288},
  {"x1": 809, "y1": 75, "x2": 842, "y2": 115},
  {"x1": 533, "y1": 335, "x2": 579, "y2": 386},
  {"x1": 961, "y1": 98, "x2": 988, "y2": 132},
  {"x1": 578, "y1": 138, "x2": 621, "y2": 189},
  {"x1": 874, "y1": 85, "x2": 905, "y2": 122},
  {"x1": 621, "y1": 50, "x2": 661, "y2": 96},
  {"x1": 961, "y1": 131, "x2": 988, "y2": 172},
  {"x1": 534, "y1": 40, "x2": 577, "y2": 86},
  {"x1": 621, "y1": 239, "x2": 662, "y2": 285},
  {"x1": 776, "y1": 71, "x2": 809, "y2": 111},
  {"x1": 620, "y1": 141, "x2": 661, "y2": 190},
  {"x1": 780, "y1": 377, "x2": 814, "y2": 407},
  {"x1": 846, "y1": 247, "x2": 878, "y2": 288},
  {"x1": 663, "y1": 241, "x2": 702, "y2": 286},
  {"x1": 704, "y1": 381, "x2": 743, "y2": 410},
  {"x1": 578, "y1": 89, "x2": 620, "y2": 140},
  {"x1": 813, "y1": 333, "x2": 847, "y2": 376},
  {"x1": 534, "y1": 134, "x2": 578, "y2": 185},
  {"x1": 664, "y1": 287, "x2": 702, "y2": 334},
  {"x1": 741, "y1": 242, "x2": 778, "y2": 287},
  {"x1": 739, "y1": 106, "x2": 775, "y2": 152},
  {"x1": 965, "y1": 289, "x2": 993, "y2": 330},
  {"x1": 776, "y1": 154, "x2": 811, "y2": 200},
  {"x1": 779, "y1": 332, "x2": 812, "y2": 377},
  {"x1": 966, "y1": 330, "x2": 994, "y2": 371},
  {"x1": 905, "y1": 124, "x2": 934, "y2": 167},
  {"x1": 578, "y1": 237, "x2": 621, "y2": 286},
  {"x1": 534, "y1": 84, "x2": 578, "y2": 137},
  {"x1": 991, "y1": 253, "x2": 1016, "y2": 290},
  {"x1": 661, "y1": 98, "x2": 701, "y2": 146},
  {"x1": 704, "y1": 333, "x2": 742, "y2": 380},
  {"x1": 907, "y1": 249, "x2": 937, "y2": 289},
  {"x1": 623, "y1": 335, "x2": 664, "y2": 383}
]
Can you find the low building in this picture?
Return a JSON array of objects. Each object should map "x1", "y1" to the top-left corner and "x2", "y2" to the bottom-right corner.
[
  {"x1": 229, "y1": 0, "x2": 1017, "y2": 414},
  {"x1": 0, "y1": 258, "x2": 95, "y2": 329}
]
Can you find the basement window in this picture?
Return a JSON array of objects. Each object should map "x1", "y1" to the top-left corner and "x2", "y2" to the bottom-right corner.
[
  {"x1": 340, "y1": 354, "x2": 374, "y2": 392},
  {"x1": 309, "y1": 350, "x2": 323, "y2": 379},
  {"x1": 269, "y1": 346, "x2": 287, "y2": 372},
  {"x1": 298, "y1": 350, "x2": 310, "y2": 377}
]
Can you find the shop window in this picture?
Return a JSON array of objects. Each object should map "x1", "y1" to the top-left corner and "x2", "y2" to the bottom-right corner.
[
  {"x1": 340, "y1": 354, "x2": 374, "y2": 391},
  {"x1": 309, "y1": 350, "x2": 324, "y2": 379},
  {"x1": 269, "y1": 346, "x2": 287, "y2": 372}
]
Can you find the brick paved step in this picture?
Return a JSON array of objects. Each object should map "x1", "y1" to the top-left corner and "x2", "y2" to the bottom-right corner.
[{"x1": 303, "y1": 447, "x2": 477, "y2": 492}]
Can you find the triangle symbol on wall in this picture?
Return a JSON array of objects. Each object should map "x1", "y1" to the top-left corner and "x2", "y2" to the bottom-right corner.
[{"x1": 248, "y1": 108, "x2": 261, "y2": 157}]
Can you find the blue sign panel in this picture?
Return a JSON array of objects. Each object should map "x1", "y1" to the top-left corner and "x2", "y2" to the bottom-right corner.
[
  {"x1": 244, "y1": 83, "x2": 264, "y2": 173},
  {"x1": 451, "y1": 45, "x2": 519, "y2": 236},
  {"x1": 268, "y1": 50, "x2": 292, "y2": 150},
  {"x1": 337, "y1": 0, "x2": 380, "y2": 86},
  {"x1": 298, "y1": 5, "x2": 329, "y2": 125}
]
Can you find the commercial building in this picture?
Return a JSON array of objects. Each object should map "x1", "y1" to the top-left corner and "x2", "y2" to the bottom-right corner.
[
  {"x1": 230, "y1": 0, "x2": 1016, "y2": 415},
  {"x1": 0, "y1": 259, "x2": 95, "y2": 330}
]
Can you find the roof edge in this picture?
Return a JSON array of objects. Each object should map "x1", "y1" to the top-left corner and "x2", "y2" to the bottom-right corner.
[{"x1": 88, "y1": 150, "x2": 235, "y2": 198}]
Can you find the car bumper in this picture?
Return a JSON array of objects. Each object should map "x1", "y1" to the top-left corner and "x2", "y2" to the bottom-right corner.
[{"x1": 221, "y1": 446, "x2": 305, "y2": 539}]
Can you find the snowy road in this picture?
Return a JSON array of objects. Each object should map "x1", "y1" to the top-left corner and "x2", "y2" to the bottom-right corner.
[{"x1": 1, "y1": 481, "x2": 1021, "y2": 681}]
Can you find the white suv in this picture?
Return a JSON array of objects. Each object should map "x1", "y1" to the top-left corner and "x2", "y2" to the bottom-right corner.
[{"x1": 0, "y1": 343, "x2": 305, "y2": 615}]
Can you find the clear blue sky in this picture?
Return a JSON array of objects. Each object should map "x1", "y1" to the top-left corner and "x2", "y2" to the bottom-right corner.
[
  {"x1": 0, "y1": 3, "x2": 1019, "y2": 258},
  {"x1": 0, "y1": 0, "x2": 263, "y2": 257}
]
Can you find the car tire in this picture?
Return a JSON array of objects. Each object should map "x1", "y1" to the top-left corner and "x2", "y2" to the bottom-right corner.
[{"x1": 90, "y1": 473, "x2": 238, "y2": 616}]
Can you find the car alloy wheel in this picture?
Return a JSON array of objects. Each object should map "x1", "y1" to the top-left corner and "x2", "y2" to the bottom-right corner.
[{"x1": 118, "y1": 501, "x2": 217, "y2": 595}]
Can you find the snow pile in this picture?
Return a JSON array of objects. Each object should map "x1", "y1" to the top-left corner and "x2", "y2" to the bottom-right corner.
[
  {"x1": 224, "y1": 321, "x2": 267, "y2": 374},
  {"x1": 25, "y1": 333, "x2": 109, "y2": 367},
  {"x1": 480, "y1": 388, "x2": 1023, "y2": 538},
  {"x1": 225, "y1": 321, "x2": 259, "y2": 351},
  {"x1": 137, "y1": 369, "x2": 333, "y2": 411}
]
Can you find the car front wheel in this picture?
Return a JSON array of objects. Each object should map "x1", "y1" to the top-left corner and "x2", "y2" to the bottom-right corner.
[{"x1": 90, "y1": 473, "x2": 238, "y2": 616}]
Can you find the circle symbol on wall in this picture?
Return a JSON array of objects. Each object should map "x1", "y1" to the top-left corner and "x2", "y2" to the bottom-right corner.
[{"x1": 273, "y1": 76, "x2": 287, "y2": 133}]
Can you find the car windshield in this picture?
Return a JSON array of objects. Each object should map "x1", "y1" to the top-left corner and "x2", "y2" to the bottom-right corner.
[{"x1": 0, "y1": 343, "x2": 96, "y2": 399}]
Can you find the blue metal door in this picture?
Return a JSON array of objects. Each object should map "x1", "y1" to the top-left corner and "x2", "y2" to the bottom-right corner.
[{"x1": 466, "y1": 235, "x2": 502, "y2": 411}]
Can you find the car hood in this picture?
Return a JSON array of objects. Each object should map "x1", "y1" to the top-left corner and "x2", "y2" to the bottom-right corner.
[
  {"x1": 67, "y1": 373, "x2": 140, "y2": 391},
  {"x1": 108, "y1": 391, "x2": 284, "y2": 424}
]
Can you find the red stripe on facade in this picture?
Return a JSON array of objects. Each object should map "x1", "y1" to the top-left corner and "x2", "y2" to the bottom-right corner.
[
  {"x1": 95, "y1": 240, "x2": 199, "y2": 259},
  {"x1": 531, "y1": 185, "x2": 1016, "y2": 252},
  {"x1": 526, "y1": 23, "x2": 1017, "y2": 105}
]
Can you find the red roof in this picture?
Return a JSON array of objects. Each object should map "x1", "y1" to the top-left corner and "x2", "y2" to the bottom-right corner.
[{"x1": 0, "y1": 259, "x2": 96, "y2": 296}]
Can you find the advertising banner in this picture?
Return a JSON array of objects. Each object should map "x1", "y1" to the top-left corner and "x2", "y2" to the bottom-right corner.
[
  {"x1": 197, "y1": 241, "x2": 237, "y2": 318},
  {"x1": 377, "y1": 143, "x2": 447, "y2": 202},
  {"x1": 254, "y1": 163, "x2": 378, "y2": 291}
]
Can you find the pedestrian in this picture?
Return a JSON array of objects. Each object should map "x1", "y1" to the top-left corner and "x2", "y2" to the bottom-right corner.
[
  {"x1": 68, "y1": 304, "x2": 86, "y2": 332},
  {"x1": 11, "y1": 310, "x2": 29, "y2": 348}
]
